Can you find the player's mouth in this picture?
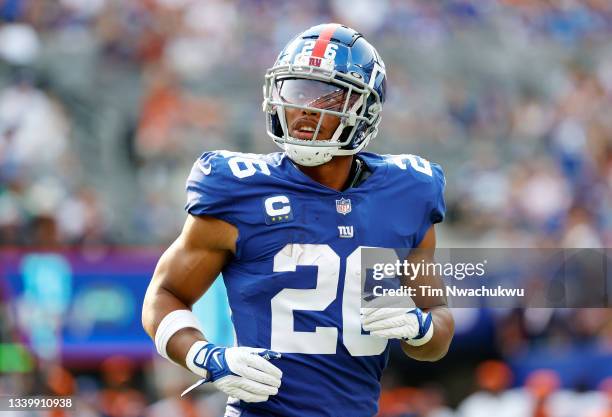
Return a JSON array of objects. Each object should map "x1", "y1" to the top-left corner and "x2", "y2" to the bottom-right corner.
[{"x1": 291, "y1": 118, "x2": 322, "y2": 140}]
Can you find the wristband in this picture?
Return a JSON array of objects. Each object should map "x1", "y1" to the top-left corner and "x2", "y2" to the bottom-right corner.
[{"x1": 154, "y1": 309, "x2": 203, "y2": 361}]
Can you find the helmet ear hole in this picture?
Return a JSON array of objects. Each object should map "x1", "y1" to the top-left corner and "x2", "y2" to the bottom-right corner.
[
  {"x1": 337, "y1": 125, "x2": 352, "y2": 145},
  {"x1": 271, "y1": 114, "x2": 284, "y2": 137}
]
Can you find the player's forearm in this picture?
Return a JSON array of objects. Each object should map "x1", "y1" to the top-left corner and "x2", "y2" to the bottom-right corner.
[
  {"x1": 400, "y1": 306, "x2": 454, "y2": 361},
  {"x1": 142, "y1": 284, "x2": 207, "y2": 367}
]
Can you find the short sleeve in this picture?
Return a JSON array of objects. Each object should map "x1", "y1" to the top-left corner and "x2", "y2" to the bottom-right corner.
[
  {"x1": 185, "y1": 151, "x2": 236, "y2": 224},
  {"x1": 414, "y1": 162, "x2": 446, "y2": 246},
  {"x1": 429, "y1": 163, "x2": 446, "y2": 225}
]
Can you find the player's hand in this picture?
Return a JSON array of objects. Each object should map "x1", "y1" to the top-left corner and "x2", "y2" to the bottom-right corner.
[
  {"x1": 361, "y1": 307, "x2": 434, "y2": 346},
  {"x1": 183, "y1": 342, "x2": 283, "y2": 402}
]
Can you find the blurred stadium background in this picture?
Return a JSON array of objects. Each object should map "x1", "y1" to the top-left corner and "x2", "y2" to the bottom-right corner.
[{"x1": 0, "y1": 0, "x2": 611, "y2": 416}]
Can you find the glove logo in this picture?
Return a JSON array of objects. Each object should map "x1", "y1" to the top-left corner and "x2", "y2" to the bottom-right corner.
[{"x1": 212, "y1": 351, "x2": 223, "y2": 368}]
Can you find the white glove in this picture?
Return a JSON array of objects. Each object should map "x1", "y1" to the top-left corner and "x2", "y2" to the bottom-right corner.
[
  {"x1": 361, "y1": 307, "x2": 434, "y2": 346},
  {"x1": 182, "y1": 341, "x2": 283, "y2": 403}
]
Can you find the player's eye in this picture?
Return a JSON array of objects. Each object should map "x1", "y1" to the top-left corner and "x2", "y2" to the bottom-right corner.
[{"x1": 275, "y1": 79, "x2": 357, "y2": 112}]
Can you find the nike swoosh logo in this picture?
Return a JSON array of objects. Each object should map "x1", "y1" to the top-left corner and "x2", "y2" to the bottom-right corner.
[
  {"x1": 212, "y1": 351, "x2": 223, "y2": 369},
  {"x1": 197, "y1": 160, "x2": 212, "y2": 175}
]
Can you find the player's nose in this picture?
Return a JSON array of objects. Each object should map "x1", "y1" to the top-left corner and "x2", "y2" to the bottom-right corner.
[{"x1": 301, "y1": 106, "x2": 319, "y2": 117}]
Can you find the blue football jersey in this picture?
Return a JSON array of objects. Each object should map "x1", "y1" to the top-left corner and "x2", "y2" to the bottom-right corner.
[{"x1": 185, "y1": 150, "x2": 446, "y2": 417}]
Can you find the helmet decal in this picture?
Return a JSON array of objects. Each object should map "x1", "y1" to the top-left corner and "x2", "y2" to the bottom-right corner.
[
  {"x1": 293, "y1": 23, "x2": 341, "y2": 71},
  {"x1": 309, "y1": 23, "x2": 341, "y2": 65}
]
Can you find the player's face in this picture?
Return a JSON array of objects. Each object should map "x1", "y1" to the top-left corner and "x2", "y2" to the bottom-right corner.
[{"x1": 275, "y1": 79, "x2": 359, "y2": 141}]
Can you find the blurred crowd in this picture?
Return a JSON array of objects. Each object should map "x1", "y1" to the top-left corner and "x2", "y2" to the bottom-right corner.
[
  {"x1": 379, "y1": 361, "x2": 612, "y2": 417},
  {"x1": 0, "y1": 0, "x2": 610, "y2": 246},
  {"x1": 0, "y1": 0, "x2": 610, "y2": 416}
]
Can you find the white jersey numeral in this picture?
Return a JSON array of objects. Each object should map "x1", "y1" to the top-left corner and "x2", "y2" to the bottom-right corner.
[
  {"x1": 392, "y1": 154, "x2": 433, "y2": 177},
  {"x1": 227, "y1": 156, "x2": 270, "y2": 178},
  {"x1": 342, "y1": 249, "x2": 388, "y2": 356},
  {"x1": 271, "y1": 244, "x2": 339, "y2": 354},
  {"x1": 270, "y1": 244, "x2": 391, "y2": 356}
]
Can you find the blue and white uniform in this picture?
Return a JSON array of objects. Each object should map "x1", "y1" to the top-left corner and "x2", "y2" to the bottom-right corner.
[{"x1": 185, "y1": 150, "x2": 445, "y2": 417}]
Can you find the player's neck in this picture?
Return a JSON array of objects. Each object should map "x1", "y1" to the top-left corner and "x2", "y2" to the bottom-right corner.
[{"x1": 297, "y1": 155, "x2": 354, "y2": 192}]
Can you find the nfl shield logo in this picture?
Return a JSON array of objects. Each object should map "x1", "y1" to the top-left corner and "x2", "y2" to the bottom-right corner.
[{"x1": 336, "y1": 198, "x2": 352, "y2": 215}]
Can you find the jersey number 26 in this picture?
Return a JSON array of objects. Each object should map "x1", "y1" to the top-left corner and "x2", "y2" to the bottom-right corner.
[{"x1": 271, "y1": 244, "x2": 388, "y2": 356}]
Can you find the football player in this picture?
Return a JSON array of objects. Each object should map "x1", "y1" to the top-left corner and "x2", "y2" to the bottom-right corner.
[{"x1": 142, "y1": 23, "x2": 454, "y2": 417}]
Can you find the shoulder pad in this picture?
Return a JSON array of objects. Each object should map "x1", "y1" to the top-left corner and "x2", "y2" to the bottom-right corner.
[
  {"x1": 386, "y1": 153, "x2": 446, "y2": 225},
  {"x1": 185, "y1": 150, "x2": 273, "y2": 221},
  {"x1": 386, "y1": 154, "x2": 442, "y2": 184}
]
